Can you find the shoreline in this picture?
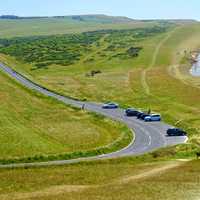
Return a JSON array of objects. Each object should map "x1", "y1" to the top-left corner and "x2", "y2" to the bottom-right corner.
[
  {"x1": 189, "y1": 51, "x2": 200, "y2": 77},
  {"x1": 190, "y1": 50, "x2": 200, "y2": 63}
]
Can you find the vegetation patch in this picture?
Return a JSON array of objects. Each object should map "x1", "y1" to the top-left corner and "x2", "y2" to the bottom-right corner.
[{"x1": 0, "y1": 26, "x2": 168, "y2": 69}]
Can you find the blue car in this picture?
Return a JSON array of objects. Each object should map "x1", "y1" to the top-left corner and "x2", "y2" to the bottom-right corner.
[
  {"x1": 102, "y1": 102, "x2": 119, "y2": 109},
  {"x1": 144, "y1": 114, "x2": 161, "y2": 122}
]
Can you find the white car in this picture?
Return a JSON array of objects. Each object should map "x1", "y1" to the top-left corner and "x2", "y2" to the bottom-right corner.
[{"x1": 102, "y1": 102, "x2": 119, "y2": 109}]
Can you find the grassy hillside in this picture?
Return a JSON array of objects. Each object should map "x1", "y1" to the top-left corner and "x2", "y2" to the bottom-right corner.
[
  {"x1": 0, "y1": 70, "x2": 132, "y2": 163},
  {"x1": 0, "y1": 157, "x2": 199, "y2": 200},
  {"x1": 1, "y1": 22, "x2": 200, "y2": 157},
  {"x1": 0, "y1": 17, "x2": 200, "y2": 200}
]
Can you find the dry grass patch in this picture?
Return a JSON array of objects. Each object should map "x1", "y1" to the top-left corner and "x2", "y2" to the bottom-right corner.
[{"x1": 0, "y1": 159, "x2": 199, "y2": 200}]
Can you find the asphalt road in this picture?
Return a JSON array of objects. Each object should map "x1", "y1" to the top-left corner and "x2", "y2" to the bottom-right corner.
[{"x1": 0, "y1": 63, "x2": 188, "y2": 168}]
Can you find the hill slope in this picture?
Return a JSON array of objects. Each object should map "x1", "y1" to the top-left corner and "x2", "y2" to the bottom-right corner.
[
  {"x1": 1, "y1": 22, "x2": 200, "y2": 157},
  {"x1": 61, "y1": 14, "x2": 135, "y2": 23},
  {"x1": 0, "y1": 14, "x2": 159, "y2": 38},
  {"x1": 0, "y1": 68, "x2": 132, "y2": 163}
]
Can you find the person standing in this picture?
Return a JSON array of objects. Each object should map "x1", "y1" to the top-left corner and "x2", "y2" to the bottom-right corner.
[{"x1": 82, "y1": 104, "x2": 85, "y2": 110}]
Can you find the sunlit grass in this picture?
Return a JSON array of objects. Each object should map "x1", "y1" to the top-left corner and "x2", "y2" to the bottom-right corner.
[
  {"x1": 0, "y1": 158, "x2": 199, "y2": 200},
  {"x1": 0, "y1": 71, "x2": 132, "y2": 162}
]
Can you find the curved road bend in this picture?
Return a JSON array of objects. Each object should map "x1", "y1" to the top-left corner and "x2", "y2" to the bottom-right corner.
[{"x1": 0, "y1": 63, "x2": 188, "y2": 168}]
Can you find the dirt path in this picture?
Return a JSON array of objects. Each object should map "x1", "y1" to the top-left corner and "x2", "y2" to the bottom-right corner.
[
  {"x1": 141, "y1": 28, "x2": 179, "y2": 95},
  {"x1": 80, "y1": 34, "x2": 109, "y2": 64},
  {"x1": 114, "y1": 161, "x2": 184, "y2": 184}
]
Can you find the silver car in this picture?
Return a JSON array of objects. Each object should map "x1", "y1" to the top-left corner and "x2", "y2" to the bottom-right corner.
[{"x1": 144, "y1": 114, "x2": 161, "y2": 122}]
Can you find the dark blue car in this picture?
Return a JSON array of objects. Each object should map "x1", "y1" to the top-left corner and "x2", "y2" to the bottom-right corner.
[
  {"x1": 125, "y1": 108, "x2": 139, "y2": 116},
  {"x1": 167, "y1": 128, "x2": 187, "y2": 136}
]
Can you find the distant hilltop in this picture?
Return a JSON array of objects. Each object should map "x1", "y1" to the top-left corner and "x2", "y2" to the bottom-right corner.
[
  {"x1": 58, "y1": 14, "x2": 135, "y2": 23},
  {"x1": 0, "y1": 15, "x2": 20, "y2": 19},
  {"x1": 0, "y1": 14, "x2": 197, "y2": 24},
  {"x1": 0, "y1": 14, "x2": 135, "y2": 23}
]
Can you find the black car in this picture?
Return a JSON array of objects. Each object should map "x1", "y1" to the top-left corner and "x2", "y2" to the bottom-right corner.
[
  {"x1": 125, "y1": 108, "x2": 139, "y2": 117},
  {"x1": 136, "y1": 111, "x2": 144, "y2": 119},
  {"x1": 140, "y1": 114, "x2": 150, "y2": 120},
  {"x1": 137, "y1": 112, "x2": 149, "y2": 120},
  {"x1": 167, "y1": 128, "x2": 187, "y2": 136}
]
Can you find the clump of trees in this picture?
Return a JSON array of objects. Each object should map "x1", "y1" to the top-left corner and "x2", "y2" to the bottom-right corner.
[{"x1": 127, "y1": 47, "x2": 143, "y2": 57}]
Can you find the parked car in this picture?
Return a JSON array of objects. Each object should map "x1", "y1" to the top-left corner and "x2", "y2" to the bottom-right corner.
[
  {"x1": 144, "y1": 114, "x2": 161, "y2": 122},
  {"x1": 167, "y1": 128, "x2": 187, "y2": 136},
  {"x1": 137, "y1": 111, "x2": 145, "y2": 119},
  {"x1": 102, "y1": 102, "x2": 119, "y2": 109},
  {"x1": 138, "y1": 113, "x2": 150, "y2": 120},
  {"x1": 125, "y1": 108, "x2": 139, "y2": 116}
]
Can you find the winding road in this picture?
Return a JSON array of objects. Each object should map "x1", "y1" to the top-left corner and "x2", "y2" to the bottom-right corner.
[{"x1": 0, "y1": 63, "x2": 188, "y2": 168}]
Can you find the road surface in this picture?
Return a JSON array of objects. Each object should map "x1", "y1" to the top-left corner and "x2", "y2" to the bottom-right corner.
[{"x1": 0, "y1": 63, "x2": 188, "y2": 168}]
